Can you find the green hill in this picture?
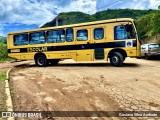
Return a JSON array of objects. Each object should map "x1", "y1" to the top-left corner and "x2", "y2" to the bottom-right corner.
[
  {"x1": 43, "y1": 12, "x2": 95, "y2": 27},
  {"x1": 42, "y1": 9, "x2": 156, "y2": 27},
  {"x1": 136, "y1": 11, "x2": 160, "y2": 37},
  {"x1": 93, "y1": 9, "x2": 156, "y2": 20},
  {"x1": 42, "y1": 9, "x2": 160, "y2": 43},
  {"x1": 0, "y1": 36, "x2": 7, "y2": 44}
]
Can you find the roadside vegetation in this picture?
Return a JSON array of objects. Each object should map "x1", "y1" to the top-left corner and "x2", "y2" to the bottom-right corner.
[
  {"x1": 0, "y1": 71, "x2": 6, "y2": 82},
  {"x1": 136, "y1": 11, "x2": 160, "y2": 39},
  {"x1": 0, "y1": 37, "x2": 14, "y2": 63},
  {"x1": 0, "y1": 70, "x2": 7, "y2": 111}
]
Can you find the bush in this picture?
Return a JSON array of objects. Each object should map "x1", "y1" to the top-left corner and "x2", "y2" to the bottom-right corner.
[{"x1": 0, "y1": 42, "x2": 8, "y2": 61}]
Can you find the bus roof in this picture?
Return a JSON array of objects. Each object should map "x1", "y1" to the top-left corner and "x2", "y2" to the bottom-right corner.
[{"x1": 8, "y1": 18, "x2": 134, "y2": 35}]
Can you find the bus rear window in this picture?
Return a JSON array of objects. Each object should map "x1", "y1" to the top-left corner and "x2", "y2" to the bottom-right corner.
[{"x1": 14, "y1": 34, "x2": 28, "y2": 46}]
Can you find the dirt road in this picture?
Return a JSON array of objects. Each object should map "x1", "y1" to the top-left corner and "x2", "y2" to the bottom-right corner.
[{"x1": 9, "y1": 58, "x2": 160, "y2": 120}]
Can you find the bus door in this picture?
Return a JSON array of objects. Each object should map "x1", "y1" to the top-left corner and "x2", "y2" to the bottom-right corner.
[
  {"x1": 75, "y1": 28, "x2": 92, "y2": 61},
  {"x1": 93, "y1": 26, "x2": 106, "y2": 60}
]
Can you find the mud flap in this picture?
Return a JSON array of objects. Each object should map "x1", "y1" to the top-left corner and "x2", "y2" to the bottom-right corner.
[{"x1": 94, "y1": 48, "x2": 105, "y2": 60}]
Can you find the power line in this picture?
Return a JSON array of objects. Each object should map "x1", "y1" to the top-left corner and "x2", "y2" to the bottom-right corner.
[
  {"x1": 88, "y1": 0, "x2": 123, "y2": 14},
  {"x1": 97, "y1": 0, "x2": 123, "y2": 11}
]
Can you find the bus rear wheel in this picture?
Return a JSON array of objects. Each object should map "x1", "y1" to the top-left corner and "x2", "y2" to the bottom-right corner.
[
  {"x1": 35, "y1": 55, "x2": 48, "y2": 67},
  {"x1": 110, "y1": 52, "x2": 124, "y2": 67}
]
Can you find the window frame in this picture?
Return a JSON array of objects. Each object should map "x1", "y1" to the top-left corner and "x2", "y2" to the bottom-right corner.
[
  {"x1": 13, "y1": 33, "x2": 29, "y2": 46},
  {"x1": 66, "y1": 28, "x2": 74, "y2": 42},
  {"x1": 77, "y1": 29, "x2": 88, "y2": 41},
  {"x1": 29, "y1": 31, "x2": 46, "y2": 45}
]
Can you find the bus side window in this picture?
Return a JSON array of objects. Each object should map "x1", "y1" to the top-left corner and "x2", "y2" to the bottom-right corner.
[
  {"x1": 66, "y1": 28, "x2": 73, "y2": 42},
  {"x1": 57, "y1": 29, "x2": 65, "y2": 42},
  {"x1": 47, "y1": 29, "x2": 65, "y2": 43},
  {"x1": 94, "y1": 28, "x2": 104, "y2": 40},
  {"x1": 114, "y1": 25, "x2": 135, "y2": 40},
  {"x1": 30, "y1": 32, "x2": 45, "y2": 44},
  {"x1": 77, "y1": 29, "x2": 88, "y2": 41},
  {"x1": 14, "y1": 34, "x2": 28, "y2": 46},
  {"x1": 47, "y1": 31, "x2": 57, "y2": 43},
  {"x1": 114, "y1": 25, "x2": 127, "y2": 40}
]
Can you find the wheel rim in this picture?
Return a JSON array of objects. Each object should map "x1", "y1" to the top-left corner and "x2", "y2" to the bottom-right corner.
[
  {"x1": 37, "y1": 57, "x2": 44, "y2": 66},
  {"x1": 112, "y1": 56, "x2": 119, "y2": 64}
]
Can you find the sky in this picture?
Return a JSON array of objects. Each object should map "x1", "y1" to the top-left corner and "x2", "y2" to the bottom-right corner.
[{"x1": 0, "y1": 0, "x2": 160, "y2": 37}]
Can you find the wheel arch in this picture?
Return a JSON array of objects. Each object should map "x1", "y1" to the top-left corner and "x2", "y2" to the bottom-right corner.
[
  {"x1": 34, "y1": 52, "x2": 46, "y2": 60},
  {"x1": 108, "y1": 48, "x2": 127, "y2": 59}
]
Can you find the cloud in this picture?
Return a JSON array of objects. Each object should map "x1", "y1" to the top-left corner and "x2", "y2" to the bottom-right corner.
[
  {"x1": 0, "y1": 0, "x2": 96, "y2": 36},
  {"x1": 0, "y1": 0, "x2": 57, "y2": 25},
  {"x1": 149, "y1": 0, "x2": 160, "y2": 9},
  {"x1": 96, "y1": 0, "x2": 160, "y2": 10},
  {"x1": 59, "y1": 0, "x2": 97, "y2": 14},
  {"x1": 0, "y1": 0, "x2": 159, "y2": 25},
  {"x1": 0, "y1": 0, "x2": 96, "y2": 25}
]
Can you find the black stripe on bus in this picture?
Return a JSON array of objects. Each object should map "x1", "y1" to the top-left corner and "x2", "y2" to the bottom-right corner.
[{"x1": 8, "y1": 40, "x2": 137, "y2": 53}]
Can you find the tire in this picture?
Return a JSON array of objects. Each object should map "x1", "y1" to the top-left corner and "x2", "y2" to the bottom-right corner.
[
  {"x1": 123, "y1": 56, "x2": 126, "y2": 61},
  {"x1": 35, "y1": 55, "x2": 48, "y2": 67},
  {"x1": 110, "y1": 52, "x2": 124, "y2": 67},
  {"x1": 145, "y1": 53, "x2": 150, "y2": 60},
  {"x1": 49, "y1": 59, "x2": 59, "y2": 65}
]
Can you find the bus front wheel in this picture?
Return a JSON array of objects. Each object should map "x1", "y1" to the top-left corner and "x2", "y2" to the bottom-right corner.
[
  {"x1": 110, "y1": 52, "x2": 124, "y2": 67},
  {"x1": 35, "y1": 55, "x2": 48, "y2": 67}
]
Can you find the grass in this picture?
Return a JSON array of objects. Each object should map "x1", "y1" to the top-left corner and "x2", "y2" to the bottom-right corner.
[
  {"x1": 0, "y1": 42, "x2": 15, "y2": 63},
  {"x1": 0, "y1": 71, "x2": 6, "y2": 82},
  {"x1": 0, "y1": 71, "x2": 7, "y2": 111},
  {"x1": 0, "y1": 57, "x2": 15, "y2": 63}
]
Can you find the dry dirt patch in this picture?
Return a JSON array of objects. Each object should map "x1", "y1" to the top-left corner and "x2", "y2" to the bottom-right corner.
[{"x1": 9, "y1": 58, "x2": 160, "y2": 120}]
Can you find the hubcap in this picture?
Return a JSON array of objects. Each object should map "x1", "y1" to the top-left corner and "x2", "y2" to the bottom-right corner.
[
  {"x1": 37, "y1": 57, "x2": 44, "y2": 65},
  {"x1": 112, "y1": 56, "x2": 119, "y2": 64}
]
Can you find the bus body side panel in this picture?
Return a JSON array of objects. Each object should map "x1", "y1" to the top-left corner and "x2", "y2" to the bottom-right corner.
[
  {"x1": 74, "y1": 27, "x2": 93, "y2": 61},
  {"x1": 7, "y1": 34, "x2": 13, "y2": 50},
  {"x1": 8, "y1": 51, "x2": 74, "y2": 61},
  {"x1": 92, "y1": 23, "x2": 113, "y2": 61}
]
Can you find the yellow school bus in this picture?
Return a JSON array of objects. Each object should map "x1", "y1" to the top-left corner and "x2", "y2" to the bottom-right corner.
[{"x1": 7, "y1": 18, "x2": 141, "y2": 67}]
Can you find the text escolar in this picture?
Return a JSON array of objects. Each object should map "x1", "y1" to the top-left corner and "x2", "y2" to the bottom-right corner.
[{"x1": 27, "y1": 47, "x2": 47, "y2": 52}]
